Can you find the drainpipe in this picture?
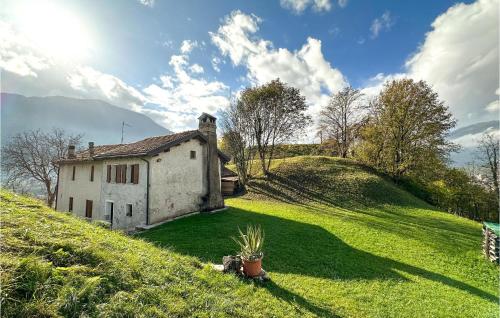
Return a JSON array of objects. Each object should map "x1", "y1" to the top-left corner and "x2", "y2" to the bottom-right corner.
[{"x1": 139, "y1": 158, "x2": 150, "y2": 225}]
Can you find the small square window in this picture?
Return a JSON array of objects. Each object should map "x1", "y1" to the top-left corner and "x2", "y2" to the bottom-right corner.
[
  {"x1": 126, "y1": 204, "x2": 133, "y2": 217},
  {"x1": 190, "y1": 150, "x2": 196, "y2": 159}
]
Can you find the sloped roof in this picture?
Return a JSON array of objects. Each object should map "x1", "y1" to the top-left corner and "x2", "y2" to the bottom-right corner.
[
  {"x1": 59, "y1": 130, "x2": 230, "y2": 163},
  {"x1": 221, "y1": 166, "x2": 238, "y2": 177}
]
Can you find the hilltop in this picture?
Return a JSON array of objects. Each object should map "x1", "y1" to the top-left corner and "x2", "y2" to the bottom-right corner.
[{"x1": 243, "y1": 156, "x2": 429, "y2": 208}]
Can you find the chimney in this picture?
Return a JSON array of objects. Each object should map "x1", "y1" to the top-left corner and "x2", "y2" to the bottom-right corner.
[
  {"x1": 88, "y1": 142, "x2": 95, "y2": 157},
  {"x1": 198, "y1": 113, "x2": 224, "y2": 210},
  {"x1": 68, "y1": 145, "x2": 76, "y2": 159}
]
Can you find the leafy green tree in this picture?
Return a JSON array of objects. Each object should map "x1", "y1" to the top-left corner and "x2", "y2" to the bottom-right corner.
[
  {"x1": 359, "y1": 79, "x2": 456, "y2": 180},
  {"x1": 239, "y1": 79, "x2": 311, "y2": 176}
]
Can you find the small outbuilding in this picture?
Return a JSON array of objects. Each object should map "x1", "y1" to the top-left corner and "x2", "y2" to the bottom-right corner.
[{"x1": 221, "y1": 167, "x2": 239, "y2": 196}]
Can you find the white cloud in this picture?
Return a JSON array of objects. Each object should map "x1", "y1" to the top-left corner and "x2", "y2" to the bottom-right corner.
[
  {"x1": 487, "y1": 88, "x2": 500, "y2": 112},
  {"x1": 210, "y1": 10, "x2": 346, "y2": 110},
  {"x1": 280, "y1": 0, "x2": 332, "y2": 14},
  {"x1": 359, "y1": 72, "x2": 406, "y2": 99},
  {"x1": 189, "y1": 63, "x2": 204, "y2": 74},
  {"x1": 486, "y1": 100, "x2": 500, "y2": 113},
  {"x1": 361, "y1": 0, "x2": 498, "y2": 128},
  {"x1": 1, "y1": 19, "x2": 228, "y2": 132},
  {"x1": 452, "y1": 127, "x2": 500, "y2": 148},
  {"x1": 180, "y1": 40, "x2": 198, "y2": 54},
  {"x1": 406, "y1": 0, "x2": 498, "y2": 126},
  {"x1": 138, "y1": 0, "x2": 154, "y2": 7},
  {"x1": 370, "y1": 11, "x2": 394, "y2": 39},
  {"x1": 210, "y1": 10, "x2": 347, "y2": 142},
  {"x1": 68, "y1": 66, "x2": 147, "y2": 111},
  {"x1": 211, "y1": 56, "x2": 222, "y2": 72},
  {"x1": 1, "y1": 20, "x2": 145, "y2": 113},
  {"x1": 0, "y1": 21, "x2": 52, "y2": 77},
  {"x1": 142, "y1": 53, "x2": 229, "y2": 131}
]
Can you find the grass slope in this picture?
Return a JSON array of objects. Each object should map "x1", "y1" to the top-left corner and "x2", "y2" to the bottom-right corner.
[
  {"x1": 0, "y1": 191, "x2": 307, "y2": 317},
  {"x1": 140, "y1": 156, "x2": 499, "y2": 318}
]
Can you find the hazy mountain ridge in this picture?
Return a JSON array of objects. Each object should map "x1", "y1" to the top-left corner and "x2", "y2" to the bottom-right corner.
[{"x1": 1, "y1": 93, "x2": 172, "y2": 146}]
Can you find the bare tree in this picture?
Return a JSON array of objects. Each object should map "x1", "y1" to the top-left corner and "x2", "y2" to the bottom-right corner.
[
  {"x1": 221, "y1": 100, "x2": 256, "y2": 186},
  {"x1": 1, "y1": 128, "x2": 83, "y2": 206},
  {"x1": 478, "y1": 133, "x2": 499, "y2": 197},
  {"x1": 319, "y1": 86, "x2": 365, "y2": 158}
]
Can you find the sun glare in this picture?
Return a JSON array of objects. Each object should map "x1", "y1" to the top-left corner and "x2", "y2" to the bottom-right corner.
[{"x1": 16, "y1": 2, "x2": 92, "y2": 61}]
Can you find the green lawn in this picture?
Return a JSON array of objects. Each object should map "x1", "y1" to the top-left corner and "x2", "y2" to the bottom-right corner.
[
  {"x1": 139, "y1": 156, "x2": 499, "y2": 318},
  {"x1": 0, "y1": 191, "x2": 306, "y2": 317}
]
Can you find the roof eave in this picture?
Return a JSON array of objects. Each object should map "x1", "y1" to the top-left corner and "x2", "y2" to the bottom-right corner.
[{"x1": 146, "y1": 131, "x2": 207, "y2": 156}]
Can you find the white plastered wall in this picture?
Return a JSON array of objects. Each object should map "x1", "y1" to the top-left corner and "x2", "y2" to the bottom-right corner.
[
  {"x1": 56, "y1": 162, "x2": 102, "y2": 219},
  {"x1": 100, "y1": 158, "x2": 148, "y2": 230},
  {"x1": 149, "y1": 138, "x2": 208, "y2": 223}
]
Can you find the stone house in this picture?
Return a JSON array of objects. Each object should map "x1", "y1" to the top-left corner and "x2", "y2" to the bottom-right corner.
[{"x1": 55, "y1": 113, "x2": 228, "y2": 230}]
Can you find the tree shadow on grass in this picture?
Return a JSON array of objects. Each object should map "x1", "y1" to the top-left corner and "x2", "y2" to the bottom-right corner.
[
  {"x1": 247, "y1": 168, "x2": 481, "y2": 253},
  {"x1": 263, "y1": 281, "x2": 341, "y2": 318},
  {"x1": 140, "y1": 206, "x2": 497, "y2": 316}
]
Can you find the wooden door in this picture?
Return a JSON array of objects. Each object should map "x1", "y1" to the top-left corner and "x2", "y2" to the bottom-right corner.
[{"x1": 85, "y1": 200, "x2": 93, "y2": 218}]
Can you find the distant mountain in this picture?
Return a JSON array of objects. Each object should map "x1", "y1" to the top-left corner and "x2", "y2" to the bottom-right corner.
[
  {"x1": 1, "y1": 93, "x2": 171, "y2": 147},
  {"x1": 449, "y1": 120, "x2": 499, "y2": 166}
]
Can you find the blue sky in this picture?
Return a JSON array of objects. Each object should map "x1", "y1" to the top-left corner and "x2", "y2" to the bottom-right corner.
[
  {"x1": 83, "y1": 0, "x2": 466, "y2": 88},
  {"x1": 1, "y1": 0, "x2": 498, "y2": 137}
]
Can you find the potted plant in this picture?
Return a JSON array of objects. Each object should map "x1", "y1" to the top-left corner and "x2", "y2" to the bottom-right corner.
[{"x1": 232, "y1": 224, "x2": 265, "y2": 277}]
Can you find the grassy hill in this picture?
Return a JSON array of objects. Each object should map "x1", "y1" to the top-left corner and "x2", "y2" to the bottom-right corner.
[
  {"x1": 0, "y1": 191, "x2": 304, "y2": 317},
  {"x1": 2, "y1": 156, "x2": 498, "y2": 317},
  {"x1": 140, "y1": 156, "x2": 499, "y2": 317}
]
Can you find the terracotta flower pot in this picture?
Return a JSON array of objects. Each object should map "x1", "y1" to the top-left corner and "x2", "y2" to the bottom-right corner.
[{"x1": 242, "y1": 257, "x2": 262, "y2": 277}]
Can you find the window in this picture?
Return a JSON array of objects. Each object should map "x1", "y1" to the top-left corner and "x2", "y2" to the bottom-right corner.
[
  {"x1": 115, "y1": 164, "x2": 127, "y2": 183},
  {"x1": 69, "y1": 197, "x2": 73, "y2": 212},
  {"x1": 190, "y1": 150, "x2": 196, "y2": 159},
  {"x1": 72, "y1": 166, "x2": 76, "y2": 180},
  {"x1": 126, "y1": 204, "x2": 133, "y2": 217},
  {"x1": 90, "y1": 165, "x2": 94, "y2": 182},
  {"x1": 85, "y1": 200, "x2": 93, "y2": 218},
  {"x1": 106, "y1": 165, "x2": 111, "y2": 183},
  {"x1": 130, "y1": 164, "x2": 139, "y2": 184}
]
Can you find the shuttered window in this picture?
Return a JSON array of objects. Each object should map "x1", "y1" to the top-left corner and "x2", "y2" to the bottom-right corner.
[
  {"x1": 131, "y1": 164, "x2": 139, "y2": 184},
  {"x1": 72, "y1": 166, "x2": 76, "y2": 180},
  {"x1": 115, "y1": 165, "x2": 127, "y2": 183},
  {"x1": 106, "y1": 165, "x2": 111, "y2": 183},
  {"x1": 69, "y1": 197, "x2": 73, "y2": 212},
  {"x1": 90, "y1": 165, "x2": 94, "y2": 182},
  {"x1": 115, "y1": 165, "x2": 120, "y2": 183}
]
